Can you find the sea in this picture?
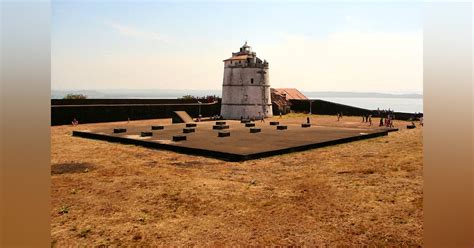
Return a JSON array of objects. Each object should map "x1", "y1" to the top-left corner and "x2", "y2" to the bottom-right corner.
[
  {"x1": 52, "y1": 89, "x2": 423, "y2": 113},
  {"x1": 310, "y1": 97, "x2": 423, "y2": 113}
]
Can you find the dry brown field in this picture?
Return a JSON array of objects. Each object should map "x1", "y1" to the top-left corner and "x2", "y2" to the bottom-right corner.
[{"x1": 51, "y1": 114, "x2": 423, "y2": 246}]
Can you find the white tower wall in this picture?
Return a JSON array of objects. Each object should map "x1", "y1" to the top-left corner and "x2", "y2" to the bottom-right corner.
[{"x1": 220, "y1": 44, "x2": 273, "y2": 120}]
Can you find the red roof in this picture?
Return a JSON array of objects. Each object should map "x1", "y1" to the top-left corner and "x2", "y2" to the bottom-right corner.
[
  {"x1": 271, "y1": 88, "x2": 308, "y2": 100},
  {"x1": 223, "y1": 55, "x2": 250, "y2": 61}
]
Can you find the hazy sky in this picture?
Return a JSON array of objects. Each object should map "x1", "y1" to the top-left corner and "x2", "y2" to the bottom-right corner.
[{"x1": 52, "y1": 1, "x2": 423, "y2": 93}]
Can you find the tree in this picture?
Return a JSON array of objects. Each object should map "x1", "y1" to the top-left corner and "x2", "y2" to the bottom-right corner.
[
  {"x1": 63, "y1": 94, "x2": 87, "y2": 100},
  {"x1": 178, "y1": 94, "x2": 221, "y2": 103}
]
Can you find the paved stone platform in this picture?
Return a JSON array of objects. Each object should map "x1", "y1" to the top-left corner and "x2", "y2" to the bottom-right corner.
[{"x1": 73, "y1": 120, "x2": 397, "y2": 161}]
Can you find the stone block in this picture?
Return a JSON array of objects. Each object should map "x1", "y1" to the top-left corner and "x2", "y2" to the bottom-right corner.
[
  {"x1": 183, "y1": 128, "x2": 195, "y2": 133},
  {"x1": 245, "y1": 123, "x2": 255, "y2": 127},
  {"x1": 140, "y1": 131, "x2": 153, "y2": 137},
  {"x1": 250, "y1": 128, "x2": 261, "y2": 133},
  {"x1": 172, "y1": 135, "x2": 186, "y2": 141},
  {"x1": 218, "y1": 131, "x2": 230, "y2": 137},
  {"x1": 151, "y1": 125, "x2": 164, "y2": 130},
  {"x1": 113, "y1": 128, "x2": 126, "y2": 133},
  {"x1": 270, "y1": 121, "x2": 279, "y2": 126},
  {"x1": 213, "y1": 125, "x2": 229, "y2": 130},
  {"x1": 301, "y1": 123, "x2": 311, "y2": 128},
  {"x1": 186, "y1": 123, "x2": 197, "y2": 127},
  {"x1": 277, "y1": 125, "x2": 287, "y2": 130},
  {"x1": 216, "y1": 121, "x2": 226, "y2": 125}
]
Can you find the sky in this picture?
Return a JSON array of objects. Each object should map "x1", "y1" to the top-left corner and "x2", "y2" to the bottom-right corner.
[{"x1": 52, "y1": 1, "x2": 423, "y2": 94}]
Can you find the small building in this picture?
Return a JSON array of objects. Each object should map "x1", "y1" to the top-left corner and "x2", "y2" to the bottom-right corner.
[
  {"x1": 220, "y1": 42, "x2": 273, "y2": 120},
  {"x1": 271, "y1": 88, "x2": 308, "y2": 115}
]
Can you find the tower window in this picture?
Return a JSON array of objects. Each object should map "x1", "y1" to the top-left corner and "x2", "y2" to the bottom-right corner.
[{"x1": 251, "y1": 78, "x2": 254, "y2": 84}]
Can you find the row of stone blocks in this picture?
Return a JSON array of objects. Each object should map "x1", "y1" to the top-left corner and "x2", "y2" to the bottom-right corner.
[{"x1": 114, "y1": 125, "x2": 166, "y2": 134}]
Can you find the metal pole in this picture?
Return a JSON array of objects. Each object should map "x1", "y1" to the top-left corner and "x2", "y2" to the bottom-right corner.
[{"x1": 197, "y1": 101, "x2": 202, "y2": 118}]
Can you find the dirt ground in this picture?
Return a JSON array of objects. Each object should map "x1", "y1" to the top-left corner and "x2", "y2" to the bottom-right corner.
[{"x1": 51, "y1": 114, "x2": 423, "y2": 246}]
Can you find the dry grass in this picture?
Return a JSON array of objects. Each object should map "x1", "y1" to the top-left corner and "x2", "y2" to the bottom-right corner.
[{"x1": 51, "y1": 115, "x2": 423, "y2": 246}]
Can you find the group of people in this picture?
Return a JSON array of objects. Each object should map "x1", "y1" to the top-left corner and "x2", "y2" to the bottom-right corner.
[
  {"x1": 379, "y1": 114, "x2": 395, "y2": 128},
  {"x1": 71, "y1": 118, "x2": 79, "y2": 126},
  {"x1": 239, "y1": 112, "x2": 267, "y2": 122},
  {"x1": 362, "y1": 114, "x2": 373, "y2": 126},
  {"x1": 360, "y1": 112, "x2": 395, "y2": 127},
  {"x1": 209, "y1": 115, "x2": 223, "y2": 120}
]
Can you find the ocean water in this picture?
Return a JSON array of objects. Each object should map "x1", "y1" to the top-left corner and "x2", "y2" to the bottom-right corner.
[
  {"x1": 52, "y1": 89, "x2": 423, "y2": 113},
  {"x1": 313, "y1": 97, "x2": 423, "y2": 113}
]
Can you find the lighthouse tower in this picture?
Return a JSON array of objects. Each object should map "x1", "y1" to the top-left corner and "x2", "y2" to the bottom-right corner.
[{"x1": 220, "y1": 42, "x2": 273, "y2": 120}]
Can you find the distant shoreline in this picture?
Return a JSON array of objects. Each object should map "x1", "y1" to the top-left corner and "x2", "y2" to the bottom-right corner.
[{"x1": 51, "y1": 89, "x2": 422, "y2": 99}]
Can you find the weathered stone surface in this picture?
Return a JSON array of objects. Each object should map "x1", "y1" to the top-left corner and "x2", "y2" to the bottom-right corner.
[
  {"x1": 270, "y1": 121, "x2": 279, "y2": 126},
  {"x1": 140, "y1": 131, "x2": 153, "y2": 137},
  {"x1": 186, "y1": 123, "x2": 197, "y2": 127},
  {"x1": 218, "y1": 131, "x2": 230, "y2": 137},
  {"x1": 183, "y1": 128, "x2": 195, "y2": 133},
  {"x1": 213, "y1": 125, "x2": 229, "y2": 130},
  {"x1": 113, "y1": 128, "x2": 126, "y2": 133},
  {"x1": 245, "y1": 123, "x2": 256, "y2": 127},
  {"x1": 151, "y1": 125, "x2": 164, "y2": 130},
  {"x1": 172, "y1": 135, "x2": 186, "y2": 141},
  {"x1": 277, "y1": 125, "x2": 287, "y2": 130},
  {"x1": 220, "y1": 43, "x2": 273, "y2": 119},
  {"x1": 250, "y1": 128, "x2": 261, "y2": 133},
  {"x1": 301, "y1": 123, "x2": 311, "y2": 128}
]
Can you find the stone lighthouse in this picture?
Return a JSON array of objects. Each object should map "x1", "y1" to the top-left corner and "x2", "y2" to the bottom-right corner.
[{"x1": 220, "y1": 42, "x2": 273, "y2": 120}]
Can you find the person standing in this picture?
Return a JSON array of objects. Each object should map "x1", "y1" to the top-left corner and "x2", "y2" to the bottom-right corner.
[
  {"x1": 368, "y1": 115, "x2": 372, "y2": 126},
  {"x1": 258, "y1": 112, "x2": 265, "y2": 123}
]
